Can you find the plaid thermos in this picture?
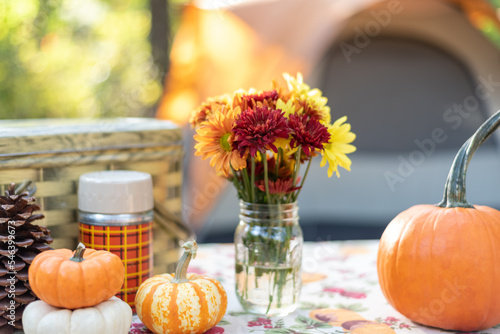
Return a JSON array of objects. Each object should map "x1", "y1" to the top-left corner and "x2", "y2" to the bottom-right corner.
[{"x1": 78, "y1": 170, "x2": 154, "y2": 311}]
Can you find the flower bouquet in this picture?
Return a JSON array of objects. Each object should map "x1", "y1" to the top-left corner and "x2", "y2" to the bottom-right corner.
[{"x1": 191, "y1": 73, "x2": 356, "y2": 315}]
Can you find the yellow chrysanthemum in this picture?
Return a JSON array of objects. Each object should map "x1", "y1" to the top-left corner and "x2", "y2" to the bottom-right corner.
[
  {"x1": 194, "y1": 108, "x2": 247, "y2": 177},
  {"x1": 274, "y1": 99, "x2": 298, "y2": 156},
  {"x1": 320, "y1": 116, "x2": 356, "y2": 177},
  {"x1": 273, "y1": 136, "x2": 298, "y2": 157},
  {"x1": 283, "y1": 72, "x2": 309, "y2": 95},
  {"x1": 303, "y1": 92, "x2": 331, "y2": 125},
  {"x1": 276, "y1": 98, "x2": 298, "y2": 118},
  {"x1": 283, "y1": 73, "x2": 331, "y2": 124}
]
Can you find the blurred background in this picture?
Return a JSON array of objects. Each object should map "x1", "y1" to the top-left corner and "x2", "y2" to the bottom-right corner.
[
  {"x1": 0, "y1": 0, "x2": 185, "y2": 118},
  {"x1": 3, "y1": 0, "x2": 500, "y2": 242}
]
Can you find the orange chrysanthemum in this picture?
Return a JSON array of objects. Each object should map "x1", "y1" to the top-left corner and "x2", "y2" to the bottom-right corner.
[
  {"x1": 194, "y1": 109, "x2": 247, "y2": 177},
  {"x1": 190, "y1": 95, "x2": 231, "y2": 128}
]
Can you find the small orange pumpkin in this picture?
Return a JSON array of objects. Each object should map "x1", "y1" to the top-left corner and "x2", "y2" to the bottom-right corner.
[
  {"x1": 29, "y1": 243, "x2": 125, "y2": 309},
  {"x1": 378, "y1": 110, "x2": 500, "y2": 332},
  {"x1": 135, "y1": 241, "x2": 227, "y2": 334}
]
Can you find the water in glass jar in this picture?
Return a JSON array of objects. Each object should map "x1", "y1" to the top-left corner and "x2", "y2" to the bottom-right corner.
[{"x1": 235, "y1": 262, "x2": 301, "y2": 316}]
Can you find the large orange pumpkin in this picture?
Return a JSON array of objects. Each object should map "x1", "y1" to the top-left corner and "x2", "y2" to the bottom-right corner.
[
  {"x1": 135, "y1": 241, "x2": 227, "y2": 334},
  {"x1": 29, "y1": 243, "x2": 125, "y2": 309},
  {"x1": 378, "y1": 110, "x2": 500, "y2": 332}
]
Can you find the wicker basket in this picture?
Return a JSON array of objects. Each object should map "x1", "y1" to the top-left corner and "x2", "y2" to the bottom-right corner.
[{"x1": 0, "y1": 118, "x2": 191, "y2": 274}]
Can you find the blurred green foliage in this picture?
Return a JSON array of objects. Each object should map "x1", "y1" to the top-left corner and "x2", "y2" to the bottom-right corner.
[
  {"x1": 0, "y1": 0, "x2": 173, "y2": 119},
  {"x1": 482, "y1": 1, "x2": 500, "y2": 49},
  {"x1": 488, "y1": 0, "x2": 500, "y2": 7}
]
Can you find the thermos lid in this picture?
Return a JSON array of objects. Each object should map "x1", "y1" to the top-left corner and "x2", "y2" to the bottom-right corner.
[{"x1": 78, "y1": 170, "x2": 154, "y2": 214}]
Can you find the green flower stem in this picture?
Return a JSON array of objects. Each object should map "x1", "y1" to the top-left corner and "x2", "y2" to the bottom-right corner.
[
  {"x1": 233, "y1": 180, "x2": 243, "y2": 197},
  {"x1": 251, "y1": 157, "x2": 256, "y2": 203},
  {"x1": 293, "y1": 157, "x2": 312, "y2": 201},
  {"x1": 262, "y1": 152, "x2": 276, "y2": 310},
  {"x1": 275, "y1": 148, "x2": 282, "y2": 177},
  {"x1": 288, "y1": 148, "x2": 301, "y2": 203},
  {"x1": 292, "y1": 149, "x2": 301, "y2": 184},
  {"x1": 241, "y1": 166, "x2": 252, "y2": 202},
  {"x1": 261, "y1": 151, "x2": 272, "y2": 204},
  {"x1": 275, "y1": 202, "x2": 284, "y2": 309},
  {"x1": 231, "y1": 166, "x2": 247, "y2": 202}
]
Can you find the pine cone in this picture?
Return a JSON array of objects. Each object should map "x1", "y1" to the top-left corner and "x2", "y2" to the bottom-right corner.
[{"x1": 0, "y1": 184, "x2": 53, "y2": 333}]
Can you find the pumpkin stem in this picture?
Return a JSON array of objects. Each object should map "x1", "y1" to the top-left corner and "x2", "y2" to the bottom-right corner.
[
  {"x1": 438, "y1": 109, "x2": 500, "y2": 208},
  {"x1": 70, "y1": 243, "x2": 86, "y2": 263},
  {"x1": 172, "y1": 240, "x2": 198, "y2": 283}
]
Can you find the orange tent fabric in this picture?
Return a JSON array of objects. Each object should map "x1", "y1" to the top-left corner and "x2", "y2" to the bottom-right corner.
[{"x1": 156, "y1": 4, "x2": 305, "y2": 125}]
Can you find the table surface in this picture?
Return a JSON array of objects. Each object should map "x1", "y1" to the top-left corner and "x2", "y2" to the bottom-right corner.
[{"x1": 129, "y1": 240, "x2": 500, "y2": 334}]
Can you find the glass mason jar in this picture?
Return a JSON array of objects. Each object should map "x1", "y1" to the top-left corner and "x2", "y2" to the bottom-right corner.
[{"x1": 234, "y1": 201, "x2": 303, "y2": 316}]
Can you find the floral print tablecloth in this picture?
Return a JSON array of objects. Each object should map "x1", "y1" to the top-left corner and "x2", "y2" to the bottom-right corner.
[{"x1": 129, "y1": 241, "x2": 500, "y2": 334}]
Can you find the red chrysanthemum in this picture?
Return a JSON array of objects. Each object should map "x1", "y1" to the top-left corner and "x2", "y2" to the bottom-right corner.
[
  {"x1": 256, "y1": 178, "x2": 301, "y2": 195},
  {"x1": 233, "y1": 90, "x2": 280, "y2": 111},
  {"x1": 288, "y1": 114, "x2": 330, "y2": 156},
  {"x1": 233, "y1": 106, "x2": 290, "y2": 157},
  {"x1": 243, "y1": 90, "x2": 278, "y2": 107},
  {"x1": 251, "y1": 157, "x2": 273, "y2": 176}
]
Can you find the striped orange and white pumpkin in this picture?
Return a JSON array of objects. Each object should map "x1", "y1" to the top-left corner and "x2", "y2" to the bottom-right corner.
[{"x1": 135, "y1": 241, "x2": 227, "y2": 334}]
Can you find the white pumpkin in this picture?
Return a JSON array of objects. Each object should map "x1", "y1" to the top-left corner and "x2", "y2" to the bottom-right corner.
[{"x1": 22, "y1": 296, "x2": 132, "y2": 334}]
